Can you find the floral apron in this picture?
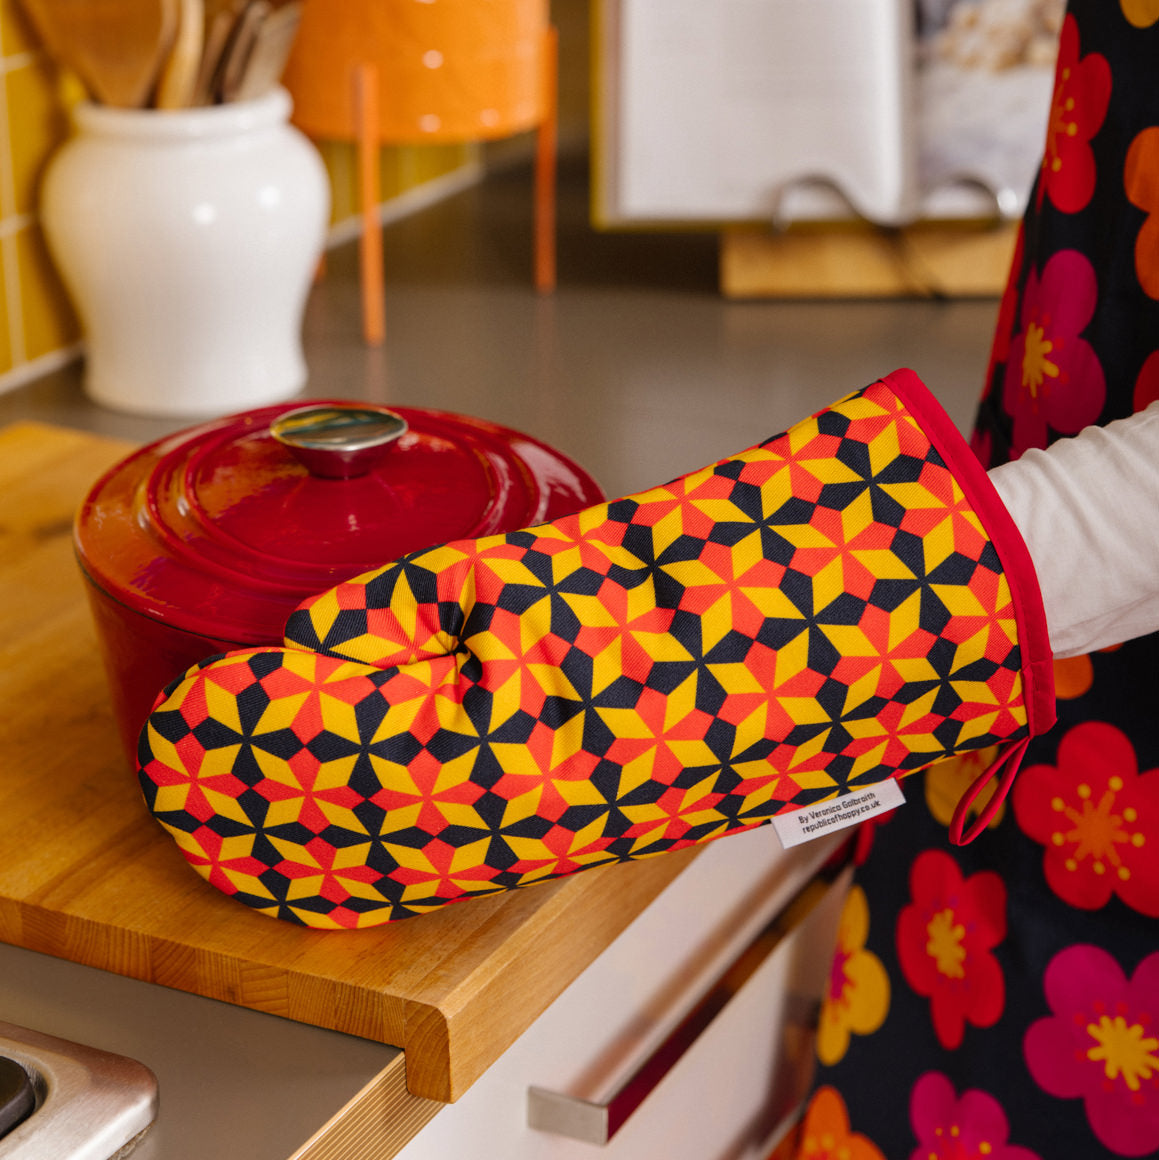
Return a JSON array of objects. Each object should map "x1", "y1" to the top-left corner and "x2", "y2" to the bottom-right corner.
[{"x1": 788, "y1": 4, "x2": 1159, "y2": 1157}]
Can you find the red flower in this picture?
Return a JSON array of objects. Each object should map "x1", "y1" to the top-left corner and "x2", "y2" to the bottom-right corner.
[
  {"x1": 897, "y1": 849, "x2": 1006, "y2": 1049},
  {"x1": 1013, "y1": 722, "x2": 1159, "y2": 917},
  {"x1": 1132, "y1": 350, "x2": 1159, "y2": 411},
  {"x1": 1038, "y1": 14, "x2": 1111, "y2": 215},
  {"x1": 909, "y1": 1072, "x2": 1042, "y2": 1160},
  {"x1": 1001, "y1": 249, "x2": 1105, "y2": 454},
  {"x1": 1024, "y1": 945, "x2": 1159, "y2": 1156}
]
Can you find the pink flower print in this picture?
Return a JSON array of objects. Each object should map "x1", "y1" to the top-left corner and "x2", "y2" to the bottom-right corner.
[
  {"x1": 896, "y1": 849, "x2": 1006, "y2": 1049},
  {"x1": 1024, "y1": 946, "x2": 1159, "y2": 1157},
  {"x1": 1013, "y1": 721, "x2": 1159, "y2": 918},
  {"x1": 1001, "y1": 249, "x2": 1105, "y2": 454},
  {"x1": 909, "y1": 1072, "x2": 1042, "y2": 1160},
  {"x1": 1039, "y1": 15, "x2": 1110, "y2": 215}
]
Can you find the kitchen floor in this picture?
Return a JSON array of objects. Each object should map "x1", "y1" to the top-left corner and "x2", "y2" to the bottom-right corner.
[{"x1": 0, "y1": 151, "x2": 1003, "y2": 499}]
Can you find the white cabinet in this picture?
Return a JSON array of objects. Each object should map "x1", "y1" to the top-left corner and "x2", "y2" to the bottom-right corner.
[{"x1": 395, "y1": 827, "x2": 847, "y2": 1160}]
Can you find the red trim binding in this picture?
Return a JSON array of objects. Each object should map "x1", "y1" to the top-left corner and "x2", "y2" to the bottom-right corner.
[
  {"x1": 876, "y1": 369, "x2": 1056, "y2": 846},
  {"x1": 949, "y1": 736, "x2": 1030, "y2": 845},
  {"x1": 879, "y1": 369, "x2": 1056, "y2": 740}
]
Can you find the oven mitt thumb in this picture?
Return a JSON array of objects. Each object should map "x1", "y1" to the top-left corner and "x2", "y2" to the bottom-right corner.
[{"x1": 138, "y1": 370, "x2": 1055, "y2": 928}]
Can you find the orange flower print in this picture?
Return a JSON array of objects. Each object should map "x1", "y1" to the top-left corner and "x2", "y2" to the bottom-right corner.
[
  {"x1": 1053, "y1": 653, "x2": 1093, "y2": 700},
  {"x1": 925, "y1": 747, "x2": 1005, "y2": 831},
  {"x1": 1039, "y1": 14, "x2": 1110, "y2": 215},
  {"x1": 790, "y1": 1087, "x2": 886, "y2": 1160},
  {"x1": 1051, "y1": 647, "x2": 1119, "y2": 701},
  {"x1": 1121, "y1": 0, "x2": 1159, "y2": 28},
  {"x1": 1125, "y1": 128, "x2": 1159, "y2": 301},
  {"x1": 816, "y1": 885, "x2": 890, "y2": 1065},
  {"x1": 1013, "y1": 721, "x2": 1159, "y2": 917}
]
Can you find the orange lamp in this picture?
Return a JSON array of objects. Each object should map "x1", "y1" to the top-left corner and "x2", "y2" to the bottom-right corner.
[{"x1": 282, "y1": 0, "x2": 558, "y2": 345}]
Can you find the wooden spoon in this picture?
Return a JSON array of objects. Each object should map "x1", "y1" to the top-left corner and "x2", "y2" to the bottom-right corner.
[
  {"x1": 230, "y1": 0, "x2": 301, "y2": 103},
  {"x1": 215, "y1": 0, "x2": 271, "y2": 104},
  {"x1": 155, "y1": 0, "x2": 205, "y2": 108},
  {"x1": 18, "y1": 0, "x2": 178, "y2": 108},
  {"x1": 191, "y1": 0, "x2": 244, "y2": 105}
]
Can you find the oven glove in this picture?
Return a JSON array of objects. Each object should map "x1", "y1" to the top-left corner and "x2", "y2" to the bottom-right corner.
[{"x1": 138, "y1": 369, "x2": 1056, "y2": 928}]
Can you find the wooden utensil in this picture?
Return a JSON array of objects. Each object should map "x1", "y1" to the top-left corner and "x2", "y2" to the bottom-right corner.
[
  {"x1": 230, "y1": 0, "x2": 301, "y2": 102},
  {"x1": 18, "y1": 0, "x2": 178, "y2": 108},
  {"x1": 154, "y1": 0, "x2": 205, "y2": 109},
  {"x1": 190, "y1": 0, "x2": 244, "y2": 105},
  {"x1": 216, "y1": 0, "x2": 271, "y2": 104}
]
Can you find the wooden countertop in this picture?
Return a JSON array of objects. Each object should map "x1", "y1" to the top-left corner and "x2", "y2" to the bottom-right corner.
[{"x1": 0, "y1": 421, "x2": 698, "y2": 1104}]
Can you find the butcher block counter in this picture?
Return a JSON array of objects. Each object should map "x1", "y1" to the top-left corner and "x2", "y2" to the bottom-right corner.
[{"x1": 0, "y1": 420, "x2": 706, "y2": 1144}]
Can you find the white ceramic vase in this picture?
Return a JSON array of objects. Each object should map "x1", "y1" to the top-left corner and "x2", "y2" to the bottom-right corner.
[{"x1": 41, "y1": 88, "x2": 330, "y2": 417}]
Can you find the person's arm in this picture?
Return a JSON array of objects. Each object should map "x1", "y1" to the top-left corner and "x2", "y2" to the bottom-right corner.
[{"x1": 989, "y1": 402, "x2": 1159, "y2": 658}]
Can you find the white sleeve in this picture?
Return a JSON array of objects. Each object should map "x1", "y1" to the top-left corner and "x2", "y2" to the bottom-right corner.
[{"x1": 988, "y1": 401, "x2": 1159, "y2": 658}]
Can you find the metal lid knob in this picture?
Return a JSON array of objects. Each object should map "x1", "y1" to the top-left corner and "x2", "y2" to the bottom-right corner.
[{"x1": 270, "y1": 404, "x2": 408, "y2": 479}]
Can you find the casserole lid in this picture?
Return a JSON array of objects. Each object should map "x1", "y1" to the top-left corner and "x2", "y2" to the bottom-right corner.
[{"x1": 75, "y1": 400, "x2": 604, "y2": 645}]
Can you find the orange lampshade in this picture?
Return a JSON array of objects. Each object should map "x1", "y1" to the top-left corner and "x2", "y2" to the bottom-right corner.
[{"x1": 282, "y1": 0, "x2": 550, "y2": 143}]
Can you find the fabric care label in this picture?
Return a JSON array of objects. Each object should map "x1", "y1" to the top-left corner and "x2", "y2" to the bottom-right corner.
[{"x1": 772, "y1": 780, "x2": 906, "y2": 849}]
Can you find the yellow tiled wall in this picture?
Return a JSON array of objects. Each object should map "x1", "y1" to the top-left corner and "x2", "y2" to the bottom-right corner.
[
  {"x1": 0, "y1": 0, "x2": 78, "y2": 388},
  {"x1": 0, "y1": 0, "x2": 475, "y2": 394}
]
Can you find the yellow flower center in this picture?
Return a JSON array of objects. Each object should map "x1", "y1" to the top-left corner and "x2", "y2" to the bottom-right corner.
[
  {"x1": 927, "y1": 1121, "x2": 996, "y2": 1158},
  {"x1": 1086, "y1": 1013, "x2": 1159, "y2": 1091},
  {"x1": 1022, "y1": 321, "x2": 1060, "y2": 401},
  {"x1": 926, "y1": 908, "x2": 966, "y2": 978}
]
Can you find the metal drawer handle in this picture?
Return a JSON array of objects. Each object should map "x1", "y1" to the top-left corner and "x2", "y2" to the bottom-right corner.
[{"x1": 526, "y1": 864, "x2": 843, "y2": 1146}]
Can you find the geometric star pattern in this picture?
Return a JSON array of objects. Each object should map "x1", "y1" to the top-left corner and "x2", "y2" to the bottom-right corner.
[{"x1": 138, "y1": 373, "x2": 1048, "y2": 928}]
